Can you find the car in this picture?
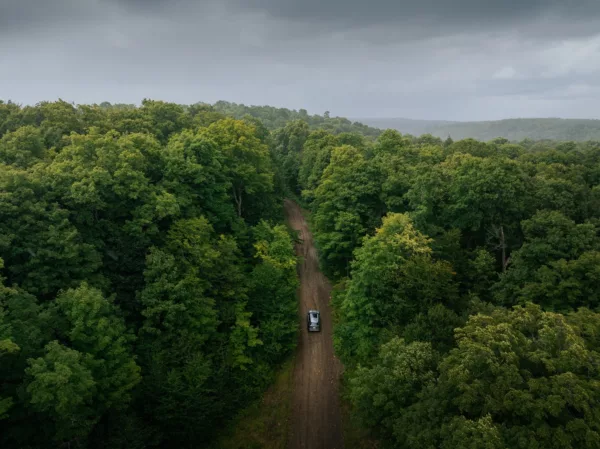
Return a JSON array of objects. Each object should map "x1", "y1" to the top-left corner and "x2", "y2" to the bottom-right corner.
[{"x1": 307, "y1": 309, "x2": 321, "y2": 332}]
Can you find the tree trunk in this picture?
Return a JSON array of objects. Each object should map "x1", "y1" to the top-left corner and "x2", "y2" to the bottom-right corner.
[
  {"x1": 499, "y1": 225, "x2": 510, "y2": 272},
  {"x1": 233, "y1": 187, "x2": 243, "y2": 217},
  {"x1": 488, "y1": 224, "x2": 510, "y2": 272}
]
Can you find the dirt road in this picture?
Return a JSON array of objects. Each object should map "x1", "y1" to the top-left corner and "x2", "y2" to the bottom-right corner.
[{"x1": 285, "y1": 200, "x2": 344, "y2": 449}]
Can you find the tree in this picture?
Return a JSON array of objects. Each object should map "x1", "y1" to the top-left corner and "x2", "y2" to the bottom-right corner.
[
  {"x1": 493, "y1": 210, "x2": 600, "y2": 310},
  {"x1": 247, "y1": 221, "x2": 299, "y2": 364},
  {"x1": 530, "y1": 162, "x2": 594, "y2": 222},
  {"x1": 138, "y1": 99, "x2": 191, "y2": 144},
  {"x1": 0, "y1": 165, "x2": 103, "y2": 297},
  {"x1": 161, "y1": 129, "x2": 235, "y2": 230},
  {"x1": 408, "y1": 153, "x2": 531, "y2": 263},
  {"x1": 348, "y1": 338, "x2": 438, "y2": 440},
  {"x1": 22, "y1": 284, "x2": 140, "y2": 445},
  {"x1": 427, "y1": 304, "x2": 600, "y2": 449},
  {"x1": 403, "y1": 303, "x2": 465, "y2": 353},
  {"x1": 44, "y1": 130, "x2": 178, "y2": 308},
  {"x1": 188, "y1": 103, "x2": 226, "y2": 128},
  {"x1": 374, "y1": 133, "x2": 445, "y2": 214},
  {"x1": 0, "y1": 264, "x2": 55, "y2": 433},
  {"x1": 55, "y1": 284, "x2": 140, "y2": 412},
  {"x1": 271, "y1": 120, "x2": 310, "y2": 193},
  {"x1": 199, "y1": 118, "x2": 273, "y2": 219},
  {"x1": 26, "y1": 341, "x2": 96, "y2": 442},
  {"x1": 311, "y1": 145, "x2": 383, "y2": 279},
  {"x1": 361, "y1": 304, "x2": 600, "y2": 449},
  {"x1": 0, "y1": 126, "x2": 46, "y2": 167},
  {"x1": 334, "y1": 213, "x2": 458, "y2": 365},
  {"x1": 0, "y1": 98, "x2": 305, "y2": 449},
  {"x1": 297, "y1": 130, "x2": 340, "y2": 202},
  {"x1": 138, "y1": 217, "x2": 259, "y2": 445},
  {"x1": 139, "y1": 218, "x2": 222, "y2": 344},
  {"x1": 447, "y1": 138, "x2": 493, "y2": 157},
  {"x1": 0, "y1": 300, "x2": 19, "y2": 420},
  {"x1": 440, "y1": 415, "x2": 505, "y2": 449},
  {"x1": 36, "y1": 100, "x2": 83, "y2": 149},
  {"x1": 413, "y1": 133, "x2": 443, "y2": 147}
]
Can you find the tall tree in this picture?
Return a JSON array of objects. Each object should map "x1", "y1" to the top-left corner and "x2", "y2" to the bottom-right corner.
[
  {"x1": 312, "y1": 145, "x2": 383, "y2": 279},
  {"x1": 493, "y1": 210, "x2": 600, "y2": 310},
  {"x1": 334, "y1": 213, "x2": 458, "y2": 365},
  {"x1": 271, "y1": 119, "x2": 310, "y2": 193},
  {"x1": 199, "y1": 118, "x2": 273, "y2": 220}
]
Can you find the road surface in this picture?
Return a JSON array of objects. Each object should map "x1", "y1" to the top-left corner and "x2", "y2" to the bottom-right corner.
[{"x1": 285, "y1": 200, "x2": 344, "y2": 449}]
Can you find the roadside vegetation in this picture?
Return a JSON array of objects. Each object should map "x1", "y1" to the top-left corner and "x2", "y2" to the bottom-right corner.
[{"x1": 217, "y1": 360, "x2": 294, "y2": 449}]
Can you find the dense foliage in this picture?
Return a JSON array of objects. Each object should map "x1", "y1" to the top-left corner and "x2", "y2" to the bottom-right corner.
[
  {"x1": 210, "y1": 100, "x2": 382, "y2": 137},
  {"x1": 282, "y1": 124, "x2": 600, "y2": 448},
  {"x1": 4, "y1": 97, "x2": 600, "y2": 449},
  {"x1": 0, "y1": 99, "x2": 300, "y2": 448}
]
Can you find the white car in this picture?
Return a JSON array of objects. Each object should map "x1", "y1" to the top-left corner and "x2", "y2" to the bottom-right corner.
[{"x1": 307, "y1": 310, "x2": 321, "y2": 332}]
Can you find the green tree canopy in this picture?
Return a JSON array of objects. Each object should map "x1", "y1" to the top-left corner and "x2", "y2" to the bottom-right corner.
[
  {"x1": 335, "y1": 213, "x2": 458, "y2": 365},
  {"x1": 312, "y1": 145, "x2": 383, "y2": 279}
]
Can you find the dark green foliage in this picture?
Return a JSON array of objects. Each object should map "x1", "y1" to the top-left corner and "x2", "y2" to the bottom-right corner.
[
  {"x1": 271, "y1": 120, "x2": 310, "y2": 193},
  {"x1": 348, "y1": 338, "x2": 439, "y2": 438},
  {"x1": 348, "y1": 304, "x2": 600, "y2": 449},
  {"x1": 3, "y1": 97, "x2": 600, "y2": 449},
  {"x1": 26, "y1": 341, "x2": 98, "y2": 441},
  {"x1": 493, "y1": 210, "x2": 600, "y2": 310},
  {"x1": 0, "y1": 100, "x2": 300, "y2": 449},
  {"x1": 0, "y1": 166, "x2": 103, "y2": 298},
  {"x1": 0, "y1": 126, "x2": 46, "y2": 167},
  {"x1": 298, "y1": 130, "x2": 342, "y2": 203},
  {"x1": 212, "y1": 101, "x2": 382, "y2": 137},
  {"x1": 408, "y1": 153, "x2": 531, "y2": 237},
  {"x1": 247, "y1": 221, "x2": 299, "y2": 364},
  {"x1": 1, "y1": 282, "x2": 140, "y2": 447},
  {"x1": 311, "y1": 145, "x2": 383, "y2": 279},
  {"x1": 334, "y1": 213, "x2": 459, "y2": 365},
  {"x1": 429, "y1": 304, "x2": 600, "y2": 449},
  {"x1": 300, "y1": 117, "x2": 600, "y2": 448},
  {"x1": 402, "y1": 303, "x2": 465, "y2": 353},
  {"x1": 199, "y1": 118, "x2": 275, "y2": 222}
]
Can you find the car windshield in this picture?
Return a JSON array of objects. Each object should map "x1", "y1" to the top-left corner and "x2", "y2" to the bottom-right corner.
[{"x1": 310, "y1": 313, "x2": 319, "y2": 322}]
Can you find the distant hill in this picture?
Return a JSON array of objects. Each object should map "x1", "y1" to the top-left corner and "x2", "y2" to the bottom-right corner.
[
  {"x1": 356, "y1": 117, "x2": 600, "y2": 142},
  {"x1": 210, "y1": 101, "x2": 382, "y2": 138}
]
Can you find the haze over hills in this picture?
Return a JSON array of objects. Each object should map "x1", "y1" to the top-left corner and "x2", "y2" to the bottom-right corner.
[
  {"x1": 356, "y1": 117, "x2": 600, "y2": 142},
  {"x1": 208, "y1": 103, "x2": 600, "y2": 143}
]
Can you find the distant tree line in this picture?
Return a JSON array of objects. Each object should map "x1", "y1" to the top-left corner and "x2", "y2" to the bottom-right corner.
[
  {"x1": 209, "y1": 100, "x2": 383, "y2": 137},
  {"x1": 361, "y1": 116, "x2": 600, "y2": 142}
]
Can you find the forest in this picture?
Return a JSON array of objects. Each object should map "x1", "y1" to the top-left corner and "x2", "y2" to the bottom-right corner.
[
  {"x1": 2, "y1": 98, "x2": 600, "y2": 449},
  {"x1": 284, "y1": 127, "x2": 600, "y2": 448},
  {"x1": 0, "y1": 99, "x2": 302, "y2": 448}
]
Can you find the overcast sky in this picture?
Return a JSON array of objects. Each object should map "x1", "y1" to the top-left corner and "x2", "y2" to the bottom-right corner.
[{"x1": 2, "y1": 0, "x2": 600, "y2": 121}]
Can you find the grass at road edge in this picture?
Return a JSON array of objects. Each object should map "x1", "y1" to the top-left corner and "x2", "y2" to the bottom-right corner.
[
  {"x1": 216, "y1": 359, "x2": 294, "y2": 449},
  {"x1": 340, "y1": 393, "x2": 380, "y2": 449}
]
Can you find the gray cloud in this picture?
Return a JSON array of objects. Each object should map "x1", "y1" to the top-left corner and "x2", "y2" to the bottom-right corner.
[
  {"x1": 103, "y1": 0, "x2": 600, "y2": 39},
  {"x1": 1, "y1": 0, "x2": 600, "y2": 120},
  {"x1": 0, "y1": 0, "x2": 83, "y2": 34},
  {"x1": 107, "y1": 0, "x2": 600, "y2": 25}
]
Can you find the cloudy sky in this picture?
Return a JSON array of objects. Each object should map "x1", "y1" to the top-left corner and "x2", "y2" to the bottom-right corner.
[{"x1": 2, "y1": 0, "x2": 600, "y2": 121}]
